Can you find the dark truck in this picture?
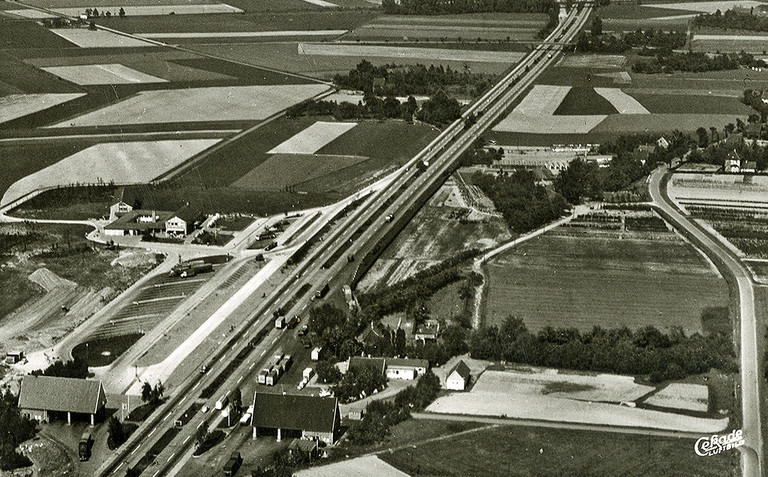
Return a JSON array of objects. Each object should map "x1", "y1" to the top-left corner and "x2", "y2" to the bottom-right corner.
[
  {"x1": 169, "y1": 261, "x2": 213, "y2": 278},
  {"x1": 223, "y1": 451, "x2": 242, "y2": 476},
  {"x1": 315, "y1": 284, "x2": 330, "y2": 299},
  {"x1": 78, "y1": 432, "x2": 93, "y2": 461}
]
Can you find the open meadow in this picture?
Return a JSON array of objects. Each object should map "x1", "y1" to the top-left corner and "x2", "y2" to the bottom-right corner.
[
  {"x1": 484, "y1": 220, "x2": 728, "y2": 335},
  {"x1": 380, "y1": 422, "x2": 738, "y2": 476}
]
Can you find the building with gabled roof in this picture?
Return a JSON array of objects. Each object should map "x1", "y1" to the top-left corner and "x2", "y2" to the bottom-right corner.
[
  {"x1": 446, "y1": 360, "x2": 471, "y2": 391},
  {"x1": 108, "y1": 187, "x2": 140, "y2": 221},
  {"x1": 347, "y1": 356, "x2": 386, "y2": 376},
  {"x1": 18, "y1": 375, "x2": 107, "y2": 425},
  {"x1": 386, "y1": 358, "x2": 429, "y2": 381},
  {"x1": 251, "y1": 392, "x2": 340, "y2": 444},
  {"x1": 165, "y1": 204, "x2": 202, "y2": 235}
]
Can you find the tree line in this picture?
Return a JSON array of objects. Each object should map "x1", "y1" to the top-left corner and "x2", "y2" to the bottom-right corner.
[
  {"x1": 0, "y1": 391, "x2": 35, "y2": 471},
  {"x1": 632, "y1": 50, "x2": 762, "y2": 74},
  {"x1": 471, "y1": 316, "x2": 736, "y2": 383},
  {"x1": 576, "y1": 18, "x2": 686, "y2": 54},
  {"x1": 694, "y1": 8, "x2": 768, "y2": 33},
  {"x1": 286, "y1": 96, "x2": 417, "y2": 122}
]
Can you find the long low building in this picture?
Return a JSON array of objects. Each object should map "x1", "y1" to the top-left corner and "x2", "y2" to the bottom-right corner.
[
  {"x1": 18, "y1": 375, "x2": 107, "y2": 425},
  {"x1": 252, "y1": 392, "x2": 340, "y2": 445}
]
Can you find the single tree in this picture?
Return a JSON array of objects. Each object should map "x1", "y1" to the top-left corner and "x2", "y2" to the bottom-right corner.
[
  {"x1": 107, "y1": 416, "x2": 126, "y2": 449},
  {"x1": 119, "y1": 7, "x2": 126, "y2": 17},
  {"x1": 141, "y1": 382, "x2": 152, "y2": 403}
]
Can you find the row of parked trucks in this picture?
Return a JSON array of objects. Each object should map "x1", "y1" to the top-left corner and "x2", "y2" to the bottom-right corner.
[{"x1": 257, "y1": 352, "x2": 292, "y2": 386}]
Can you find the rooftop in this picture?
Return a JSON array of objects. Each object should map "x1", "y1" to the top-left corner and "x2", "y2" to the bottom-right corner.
[
  {"x1": 251, "y1": 392, "x2": 338, "y2": 433},
  {"x1": 18, "y1": 375, "x2": 106, "y2": 415}
]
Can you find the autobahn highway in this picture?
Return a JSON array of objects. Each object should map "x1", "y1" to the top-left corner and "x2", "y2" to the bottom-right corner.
[
  {"x1": 649, "y1": 168, "x2": 764, "y2": 477},
  {"x1": 96, "y1": 4, "x2": 593, "y2": 476}
]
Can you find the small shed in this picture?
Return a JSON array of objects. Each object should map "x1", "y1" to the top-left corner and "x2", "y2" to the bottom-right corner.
[
  {"x1": 446, "y1": 360, "x2": 471, "y2": 391},
  {"x1": 5, "y1": 351, "x2": 24, "y2": 364}
]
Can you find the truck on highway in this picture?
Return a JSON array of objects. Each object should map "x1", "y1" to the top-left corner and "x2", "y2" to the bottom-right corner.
[
  {"x1": 315, "y1": 284, "x2": 330, "y2": 299},
  {"x1": 78, "y1": 432, "x2": 93, "y2": 461},
  {"x1": 266, "y1": 369, "x2": 279, "y2": 386},
  {"x1": 303, "y1": 367, "x2": 314, "y2": 381},
  {"x1": 311, "y1": 347, "x2": 323, "y2": 361},
  {"x1": 223, "y1": 451, "x2": 242, "y2": 476},
  {"x1": 215, "y1": 394, "x2": 229, "y2": 410},
  {"x1": 258, "y1": 368, "x2": 271, "y2": 384},
  {"x1": 274, "y1": 316, "x2": 286, "y2": 329},
  {"x1": 287, "y1": 315, "x2": 300, "y2": 329}
]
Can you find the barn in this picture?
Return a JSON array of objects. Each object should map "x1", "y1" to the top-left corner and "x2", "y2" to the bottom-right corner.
[
  {"x1": 18, "y1": 375, "x2": 107, "y2": 425},
  {"x1": 251, "y1": 392, "x2": 340, "y2": 445}
]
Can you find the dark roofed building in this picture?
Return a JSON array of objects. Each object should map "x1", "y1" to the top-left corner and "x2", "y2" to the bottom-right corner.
[
  {"x1": 348, "y1": 356, "x2": 386, "y2": 376},
  {"x1": 19, "y1": 375, "x2": 106, "y2": 425},
  {"x1": 104, "y1": 209, "x2": 174, "y2": 237},
  {"x1": 252, "y1": 392, "x2": 340, "y2": 444}
]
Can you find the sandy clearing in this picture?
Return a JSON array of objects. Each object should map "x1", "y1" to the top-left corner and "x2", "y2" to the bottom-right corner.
[
  {"x1": 513, "y1": 85, "x2": 572, "y2": 115},
  {"x1": 473, "y1": 369, "x2": 654, "y2": 403},
  {"x1": 41, "y1": 64, "x2": 168, "y2": 85},
  {"x1": 594, "y1": 87, "x2": 650, "y2": 114},
  {"x1": 138, "y1": 30, "x2": 347, "y2": 39},
  {"x1": 493, "y1": 114, "x2": 606, "y2": 134},
  {"x1": 50, "y1": 28, "x2": 157, "y2": 48},
  {"x1": 51, "y1": 4, "x2": 243, "y2": 15},
  {"x1": 268, "y1": 121, "x2": 357, "y2": 154},
  {"x1": 296, "y1": 456, "x2": 409, "y2": 477},
  {"x1": 427, "y1": 370, "x2": 728, "y2": 433},
  {"x1": 48, "y1": 84, "x2": 330, "y2": 127},
  {"x1": 647, "y1": 0, "x2": 764, "y2": 12},
  {"x1": 298, "y1": 43, "x2": 525, "y2": 63},
  {"x1": 0, "y1": 93, "x2": 86, "y2": 125},
  {"x1": 644, "y1": 383, "x2": 709, "y2": 412},
  {"x1": 595, "y1": 71, "x2": 632, "y2": 84},
  {"x1": 1, "y1": 139, "x2": 220, "y2": 206},
  {"x1": 301, "y1": 0, "x2": 338, "y2": 6},
  {"x1": 591, "y1": 113, "x2": 747, "y2": 134}
]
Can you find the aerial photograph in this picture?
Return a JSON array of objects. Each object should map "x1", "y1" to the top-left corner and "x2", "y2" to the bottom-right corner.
[{"x1": 0, "y1": 0, "x2": 765, "y2": 475}]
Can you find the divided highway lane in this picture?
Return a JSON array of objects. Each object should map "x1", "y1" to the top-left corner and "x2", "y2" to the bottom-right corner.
[{"x1": 649, "y1": 169, "x2": 764, "y2": 477}]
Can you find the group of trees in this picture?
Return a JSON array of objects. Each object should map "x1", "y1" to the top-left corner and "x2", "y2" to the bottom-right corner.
[
  {"x1": 308, "y1": 304, "x2": 362, "y2": 361},
  {"x1": 742, "y1": 89, "x2": 768, "y2": 123},
  {"x1": 107, "y1": 416, "x2": 127, "y2": 450},
  {"x1": 576, "y1": 20, "x2": 686, "y2": 54},
  {"x1": 471, "y1": 170, "x2": 568, "y2": 233},
  {"x1": 346, "y1": 372, "x2": 440, "y2": 445},
  {"x1": 632, "y1": 50, "x2": 763, "y2": 74},
  {"x1": 286, "y1": 96, "x2": 418, "y2": 122},
  {"x1": 688, "y1": 134, "x2": 768, "y2": 171},
  {"x1": 694, "y1": 8, "x2": 768, "y2": 33},
  {"x1": 415, "y1": 90, "x2": 462, "y2": 125},
  {"x1": 31, "y1": 357, "x2": 89, "y2": 379},
  {"x1": 140, "y1": 381, "x2": 164, "y2": 406},
  {"x1": 0, "y1": 391, "x2": 35, "y2": 471},
  {"x1": 333, "y1": 61, "x2": 496, "y2": 98},
  {"x1": 84, "y1": 7, "x2": 125, "y2": 18},
  {"x1": 470, "y1": 316, "x2": 735, "y2": 383},
  {"x1": 332, "y1": 365, "x2": 388, "y2": 403}
]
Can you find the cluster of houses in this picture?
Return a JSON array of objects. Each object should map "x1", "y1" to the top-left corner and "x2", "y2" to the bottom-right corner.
[{"x1": 104, "y1": 188, "x2": 203, "y2": 238}]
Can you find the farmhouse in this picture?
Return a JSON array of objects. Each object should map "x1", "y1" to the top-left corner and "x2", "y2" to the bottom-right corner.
[
  {"x1": 386, "y1": 358, "x2": 429, "y2": 380},
  {"x1": 446, "y1": 360, "x2": 471, "y2": 391},
  {"x1": 251, "y1": 392, "x2": 340, "y2": 444},
  {"x1": 104, "y1": 209, "x2": 174, "y2": 237},
  {"x1": 165, "y1": 206, "x2": 202, "y2": 235},
  {"x1": 18, "y1": 375, "x2": 107, "y2": 425},
  {"x1": 108, "y1": 187, "x2": 140, "y2": 221},
  {"x1": 5, "y1": 350, "x2": 24, "y2": 364},
  {"x1": 414, "y1": 320, "x2": 440, "y2": 342}
]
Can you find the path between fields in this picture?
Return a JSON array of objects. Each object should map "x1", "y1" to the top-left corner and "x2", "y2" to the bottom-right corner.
[{"x1": 471, "y1": 204, "x2": 590, "y2": 327}]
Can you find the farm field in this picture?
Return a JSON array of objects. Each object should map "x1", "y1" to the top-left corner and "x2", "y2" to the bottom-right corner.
[
  {"x1": 648, "y1": 0, "x2": 764, "y2": 13},
  {"x1": 49, "y1": 28, "x2": 158, "y2": 48},
  {"x1": 48, "y1": 84, "x2": 329, "y2": 127},
  {"x1": 626, "y1": 91, "x2": 753, "y2": 114},
  {"x1": 298, "y1": 43, "x2": 525, "y2": 64},
  {"x1": 425, "y1": 369, "x2": 729, "y2": 432},
  {"x1": 484, "y1": 230, "x2": 728, "y2": 335},
  {"x1": 41, "y1": 64, "x2": 168, "y2": 85},
  {"x1": 267, "y1": 121, "x2": 357, "y2": 154},
  {"x1": 380, "y1": 423, "x2": 738, "y2": 476},
  {"x1": 1, "y1": 139, "x2": 221, "y2": 206},
  {"x1": 692, "y1": 33, "x2": 768, "y2": 53},
  {"x1": 0, "y1": 93, "x2": 85, "y2": 124},
  {"x1": 233, "y1": 153, "x2": 367, "y2": 191}
]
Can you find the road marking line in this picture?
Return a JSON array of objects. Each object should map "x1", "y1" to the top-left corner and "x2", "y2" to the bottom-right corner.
[
  {"x1": 180, "y1": 396, "x2": 187, "y2": 403},
  {"x1": 183, "y1": 436, "x2": 190, "y2": 444},
  {"x1": 167, "y1": 453, "x2": 175, "y2": 462},
  {"x1": 131, "y1": 447, "x2": 139, "y2": 455},
  {"x1": 260, "y1": 350, "x2": 266, "y2": 356},
  {"x1": 271, "y1": 336, "x2": 277, "y2": 344},
  {"x1": 249, "y1": 362, "x2": 255, "y2": 370},
  {"x1": 237, "y1": 376, "x2": 243, "y2": 383},
  {"x1": 222, "y1": 354, "x2": 227, "y2": 360},
  {"x1": 163, "y1": 414, "x2": 169, "y2": 421},
  {"x1": 192, "y1": 382, "x2": 200, "y2": 389},
  {"x1": 148, "y1": 428, "x2": 156, "y2": 437},
  {"x1": 153, "y1": 471, "x2": 160, "y2": 477}
]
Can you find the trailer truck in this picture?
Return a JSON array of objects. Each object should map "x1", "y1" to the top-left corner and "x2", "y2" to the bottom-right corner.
[{"x1": 79, "y1": 432, "x2": 93, "y2": 461}]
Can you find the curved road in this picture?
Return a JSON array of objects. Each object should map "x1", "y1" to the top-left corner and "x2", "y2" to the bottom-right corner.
[{"x1": 649, "y1": 167, "x2": 763, "y2": 477}]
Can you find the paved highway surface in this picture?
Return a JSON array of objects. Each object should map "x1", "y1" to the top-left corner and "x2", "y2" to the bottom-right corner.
[{"x1": 649, "y1": 167, "x2": 764, "y2": 477}]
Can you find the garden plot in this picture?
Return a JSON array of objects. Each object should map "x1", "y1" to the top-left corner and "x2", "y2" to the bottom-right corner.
[
  {"x1": 49, "y1": 84, "x2": 329, "y2": 127},
  {"x1": 426, "y1": 370, "x2": 729, "y2": 433},
  {"x1": 0, "y1": 93, "x2": 85, "y2": 125},
  {"x1": 41, "y1": 64, "x2": 168, "y2": 85},
  {"x1": 669, "y1": 173, "x2": 768, "y2": 206},
  {"x1": 647, "y1": 0, "x2": 764, "y2": 12},
  {"x1": 234, "y1": 153, "x2": 367, "y2": 191},
  {"x1": 301, "y1": 0, "x2": 338, "y2": 6},
  {"x1": 644, "y1": 383, "x2": 709, "y2": 412},
  {"x1": 1, "y1": 139, "x2": 220, "y2": 206},
  {"x1": 298, "y1": 43, "x2": 525, "y2": 63},
  {"x1": 50, "y1": 28, "x2": 157, "y2": 48},
  {"x1": 594, "y1": 88, "x2": 650, "y2": 114},
  {"x1": 557, "y1": 55, "x2": 626, "y2": 69},
  {"x1": 268, "y1": 121, "x2": 357, "y2": 154}
]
